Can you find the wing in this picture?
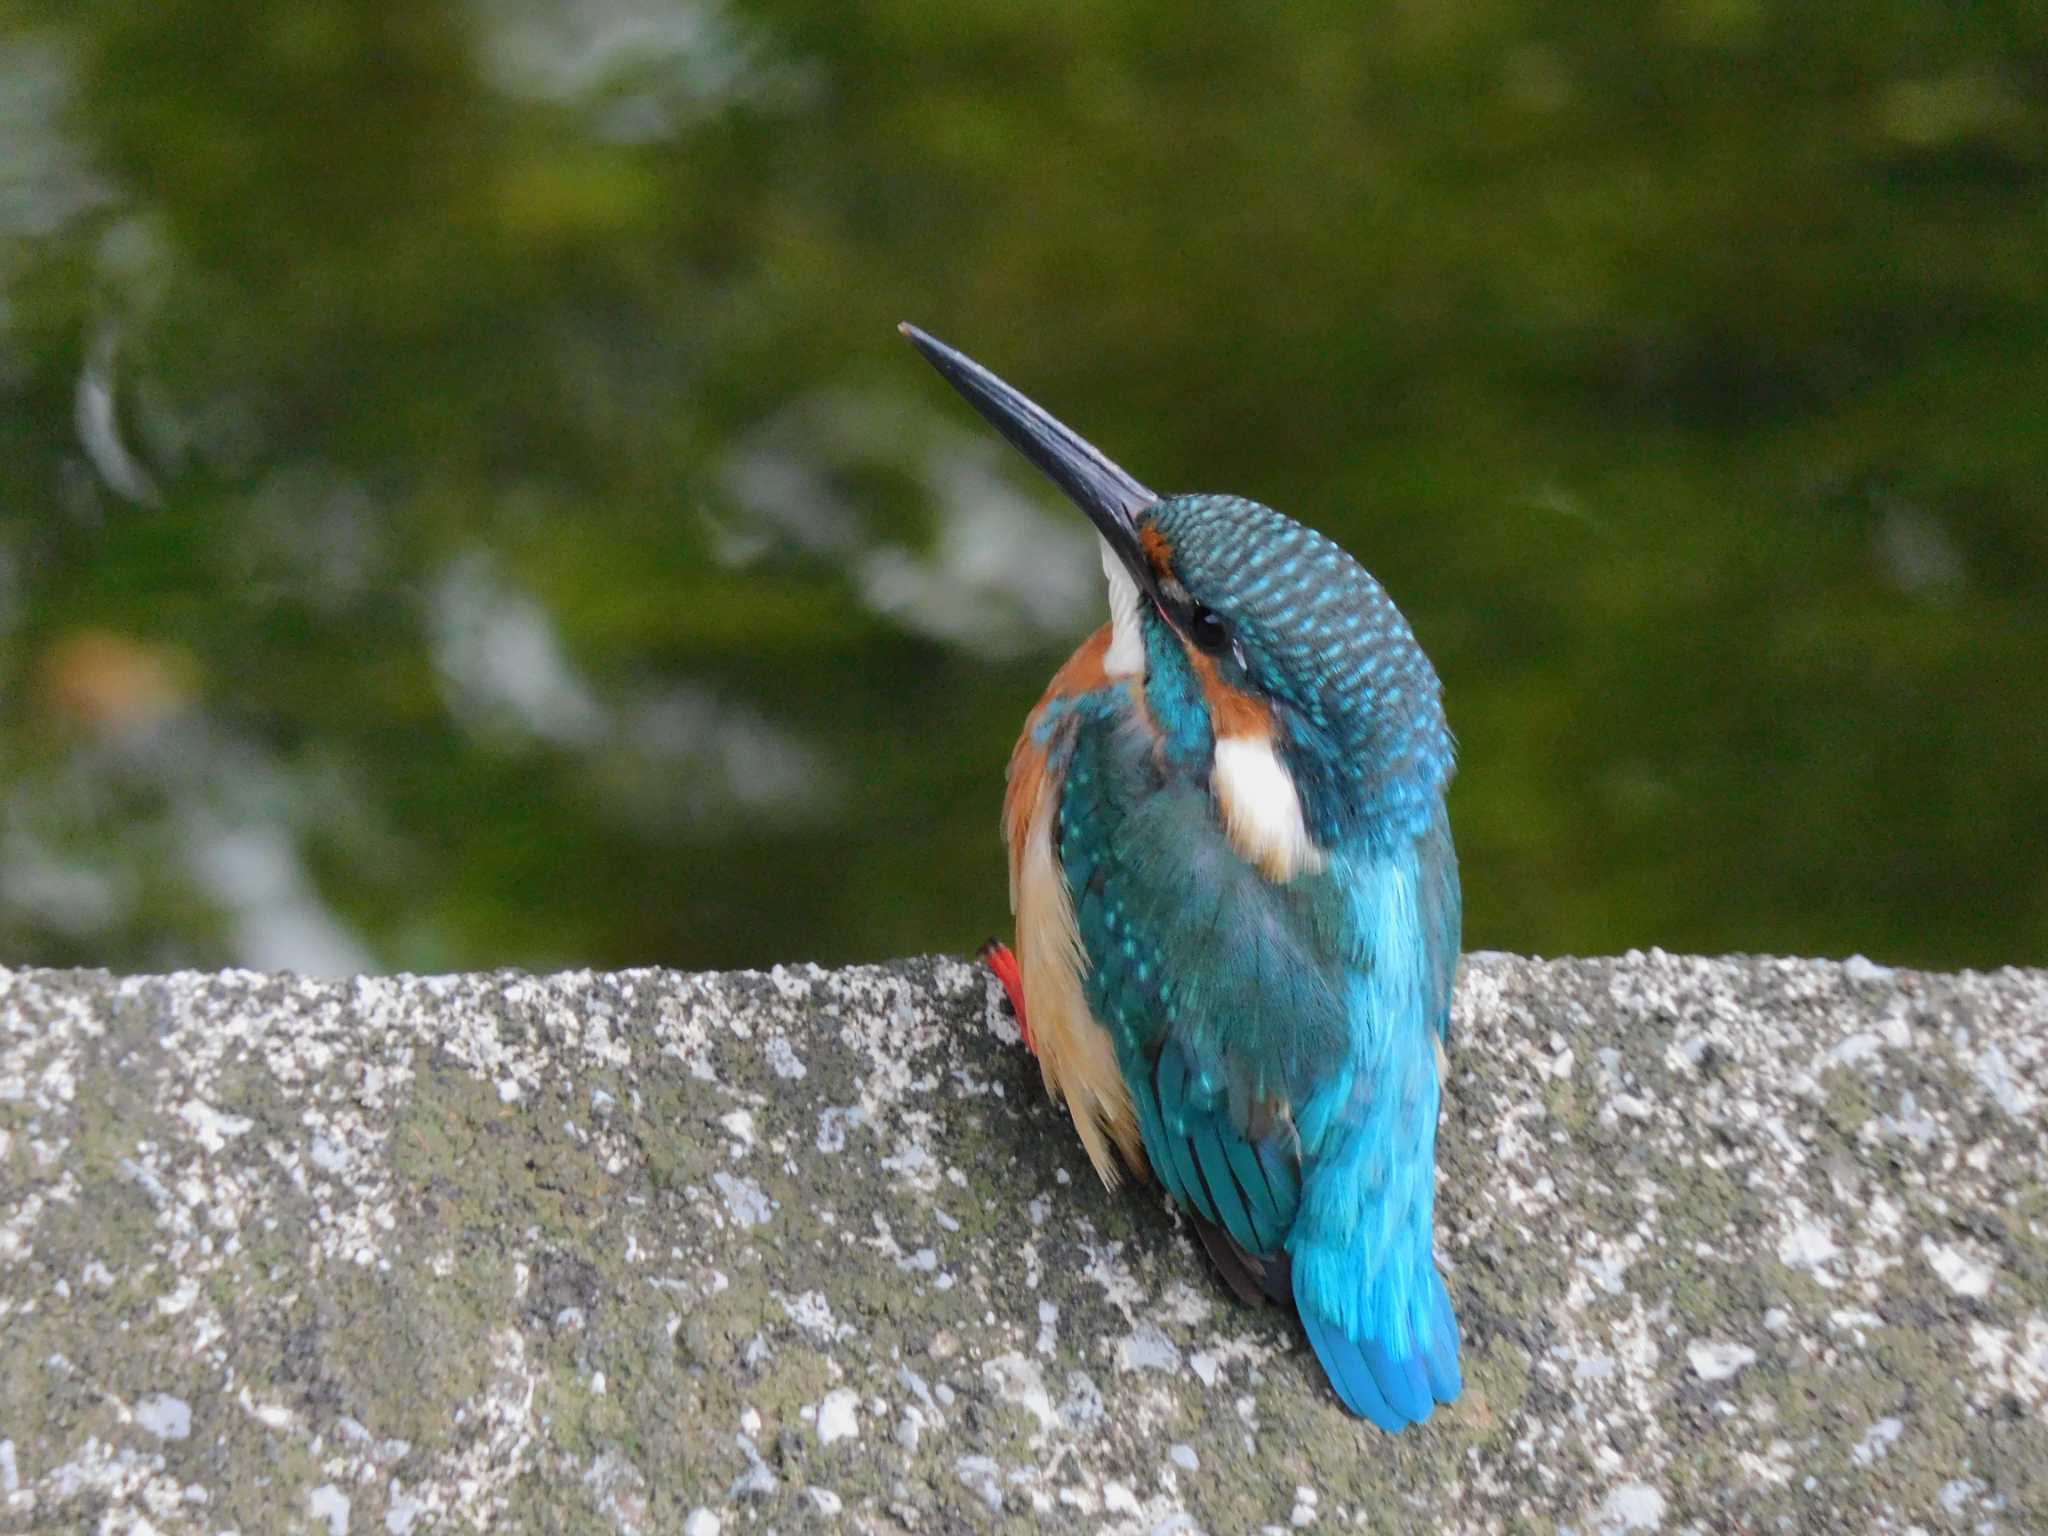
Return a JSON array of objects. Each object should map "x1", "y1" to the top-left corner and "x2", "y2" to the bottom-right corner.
[
  {"x1": 1059, "y1": 701, "x2": 1359, "y2": 1263},
  {"x1": 1416, "y1": 803, "x2": 1461, "y2": 1049},
  {"x1": 1061, "y1": 700, "x2": 1461, "y2": 1228},
  {"x1": 1054, "y1": 694, "x2": 1465, "y2": 1428}
]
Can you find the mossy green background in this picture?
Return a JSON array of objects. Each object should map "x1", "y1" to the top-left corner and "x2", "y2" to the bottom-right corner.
[{"x1": 2, "y1": 0, "x2": 2043, "y2": 975}]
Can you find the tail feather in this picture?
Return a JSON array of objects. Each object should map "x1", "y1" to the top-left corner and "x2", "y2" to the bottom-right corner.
[
  {"x1": 1422, "y1": 1267, "x2": 1463, "y2": 1403},
  {"x1": 1293, "y1": 1262, "x2": 1460, "y2": 1431},
  {"x1": 1367, "y1": 1339, "x2": 1434, "y2": 1425},
  {"x1": 1297, "y1": 1307, "x2": 1407, "y2": 1431}
]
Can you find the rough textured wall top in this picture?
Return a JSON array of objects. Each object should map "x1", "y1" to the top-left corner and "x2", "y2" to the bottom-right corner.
[{"x1": 0, "y1": 952, "x2": 2044, "y2": 1534}]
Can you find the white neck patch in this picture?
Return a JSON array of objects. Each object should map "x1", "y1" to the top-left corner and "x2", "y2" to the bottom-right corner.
[
  {"x1": 1213, "y1": 733, "x2": 1326, "y2": 883},
  {"x1": 1099, "y1": 537, "x2": 1145, "y2": 678}
]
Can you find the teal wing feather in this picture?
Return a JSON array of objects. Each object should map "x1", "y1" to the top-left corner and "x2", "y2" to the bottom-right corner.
[
  {"x1": 1058, "y1": 700, "x2": 1346, "y2": 1249},
  {"x1": 1417, "y1": 802, "x2": 1461, "y2": 1048},
  {"x1": 1057, "y1": 690, "x2": 1462, "y2": 1429}
]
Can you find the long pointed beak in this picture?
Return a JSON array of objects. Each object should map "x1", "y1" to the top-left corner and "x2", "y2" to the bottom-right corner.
[{"x1": 900, "y1": 323, "x2": 1162, "y2": 598}]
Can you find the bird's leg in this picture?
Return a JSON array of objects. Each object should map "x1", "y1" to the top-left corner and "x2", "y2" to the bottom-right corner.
[{"x1": 977, "y1": 939, "x2": 1036, "y2": 1056}]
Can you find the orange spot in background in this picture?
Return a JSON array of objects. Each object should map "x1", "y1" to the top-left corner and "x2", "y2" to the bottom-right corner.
[{"x1": 40, "y1": 630, "x2": 198, "y2": 736}]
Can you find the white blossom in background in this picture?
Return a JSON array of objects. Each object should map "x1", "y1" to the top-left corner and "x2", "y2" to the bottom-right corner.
[
  {"x1": 467, "y1": 0, "x2": 811, "y2": 142},
  {"x1": 431, "y1": 547, "x2": 828, "y2": 822},
  {"x1": 183, "y1": 816, "x2": 374, "y2": 978},
  {"x1": 717, "y1": 390, "x2": 1100, "y2": 658},
  {"x1": 0, "y1": 42, "x2": 110, "y2": 247},
  {"x1": 0, "y1": 712, "x2": 379, "y2": 978},
  {"x1": 431, "y1": 550, "x2": 611, "y2": 747},
  {"x1": 857, "y1": 450, "x2": 1101, "y2": 655},
  {"x1": 75, "y1": 325, "x2": 162, "y2": 507},
  {"x1": 0, "y1": 826, "x2": 132, "y2": 939},
  {"x1": 620, "y1": 687, "x2": 828, "y2": 822}
]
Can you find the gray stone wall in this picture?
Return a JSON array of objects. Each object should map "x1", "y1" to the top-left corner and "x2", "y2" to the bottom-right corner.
[{"x1": 0, "y1": 952, "x2": 2043, "y2": 1533}]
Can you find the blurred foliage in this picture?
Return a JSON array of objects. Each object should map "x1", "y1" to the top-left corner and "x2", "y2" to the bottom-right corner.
[{"x1": 1, "y1": 0, "x2": 2043, "y2": 975}]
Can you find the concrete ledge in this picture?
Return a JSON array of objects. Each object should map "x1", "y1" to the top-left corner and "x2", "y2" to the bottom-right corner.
[{"x1": 1, "y1": 952, "x2": 2044, "y2": 1533}]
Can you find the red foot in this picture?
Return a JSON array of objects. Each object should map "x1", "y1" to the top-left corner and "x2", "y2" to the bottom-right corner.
[{"x1": 978, "y1": 939, "x2": 1036, "y2": 1056}]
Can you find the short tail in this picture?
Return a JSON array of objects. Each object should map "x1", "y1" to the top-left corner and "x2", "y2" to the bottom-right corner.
[{"x1": 1294, "y1": 1264, "x2": 1462, "y2": 1432}]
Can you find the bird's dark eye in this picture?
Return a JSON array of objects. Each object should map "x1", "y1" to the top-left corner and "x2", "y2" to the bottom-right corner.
[{"x1": 1188, "y1": 605, "x2": 1229, "y2": 654}]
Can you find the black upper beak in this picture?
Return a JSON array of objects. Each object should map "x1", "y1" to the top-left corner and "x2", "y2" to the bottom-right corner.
[{"x1": 900, "y1": 323, "x2": 1162, "y2": 601}]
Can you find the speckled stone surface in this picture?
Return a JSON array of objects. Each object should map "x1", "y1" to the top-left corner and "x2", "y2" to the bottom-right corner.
[{"x1": 0, "y1": 952, "x2": 2043, "y2": 1533}]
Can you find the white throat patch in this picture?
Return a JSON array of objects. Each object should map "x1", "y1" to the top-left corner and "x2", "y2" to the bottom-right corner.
[
  {"x1": 1213, "y1": 734, "x2": 1326, "y2": 883},
  {"x1": 1099, "y1": 537, "x2": 1145, "y2": 678}
]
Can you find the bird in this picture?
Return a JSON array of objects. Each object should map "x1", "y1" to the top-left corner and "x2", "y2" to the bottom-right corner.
[{"x1": 902, "y1": 323, "x2": 1463, "y2": 1430}]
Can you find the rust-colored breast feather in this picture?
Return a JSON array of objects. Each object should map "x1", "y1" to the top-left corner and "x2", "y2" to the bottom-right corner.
[{"x1": 1002, "y1": 626, "x2": 1148, "y2": 1187}]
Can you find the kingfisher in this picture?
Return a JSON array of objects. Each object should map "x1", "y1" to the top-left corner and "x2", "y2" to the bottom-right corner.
[{"x1": 902, "y1": 324, "x2": 1462, "y2": 1429}]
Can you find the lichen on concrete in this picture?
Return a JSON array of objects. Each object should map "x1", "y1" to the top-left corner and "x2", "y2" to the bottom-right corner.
[{"x1": 0, "y1": 951, "x2": 2043, "y2": 1532}]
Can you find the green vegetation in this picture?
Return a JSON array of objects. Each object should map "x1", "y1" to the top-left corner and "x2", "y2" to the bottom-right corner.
[{"x1": 2, "y1": 0, "x2": 2043, "y2": 974}]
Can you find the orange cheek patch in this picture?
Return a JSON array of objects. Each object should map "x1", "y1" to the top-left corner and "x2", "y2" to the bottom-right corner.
[{"x1": 1189, "y1": 648, "x2": 1273, "y2": 740}]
